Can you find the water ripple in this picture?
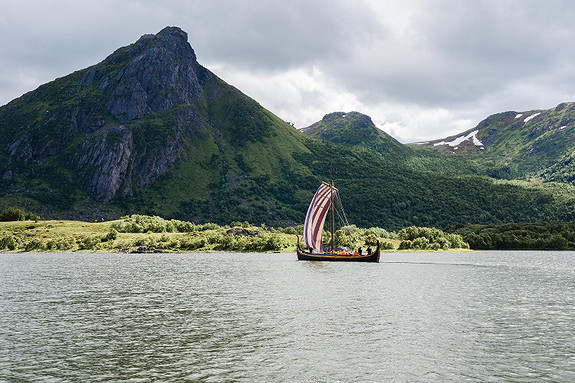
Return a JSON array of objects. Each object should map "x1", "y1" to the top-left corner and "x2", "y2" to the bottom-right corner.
[{"x1": 1, "y1": 251, "x2": 574, "y2": 382}]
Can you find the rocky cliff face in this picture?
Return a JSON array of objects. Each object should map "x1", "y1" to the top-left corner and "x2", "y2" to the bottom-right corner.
[
  {"x1": 0, "y1": 26, "x2": 314, "y2": 224},
  {"x1": 81, "y1": 27, "x2": 204, "y2": 122},
  {"x1": 1, "y1": 27, "x2": 212, "y2": 203}
]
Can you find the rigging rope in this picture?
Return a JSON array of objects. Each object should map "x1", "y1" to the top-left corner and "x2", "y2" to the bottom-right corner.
[{"x1": 334, "y1": 191, "x2": 350, "y2": 228}]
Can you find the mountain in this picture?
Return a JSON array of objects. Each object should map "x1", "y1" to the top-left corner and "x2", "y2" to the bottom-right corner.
[
  {"x1": 0, "y1": 27, "x2": 312, "y2": 222},
  {"x1": 412, "y1": 103, "x2": 575, "y2": 181},
  {"x1": 301, "y1": 112, "x2": 410, "y2": 158},
  {"x1": 299, "y1": 110, "x2": 575, "y2": 228},
  {"x1": 1, "y1": 26, "x2": 574, "y2": 229}
]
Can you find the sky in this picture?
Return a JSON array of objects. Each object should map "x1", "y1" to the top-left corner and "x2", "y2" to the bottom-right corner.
[{"x1": 1, "y1": 0, "x2": 575, "y2": 143}]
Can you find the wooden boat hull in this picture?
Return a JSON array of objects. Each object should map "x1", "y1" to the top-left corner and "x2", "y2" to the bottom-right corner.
[{"x1": 297, "y1": 238, "x2": 380, "y2": 263}]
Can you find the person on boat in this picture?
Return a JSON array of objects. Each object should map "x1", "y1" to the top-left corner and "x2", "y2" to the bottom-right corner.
[
  {"x1": 358, "y1": 247, "x2": 363, "y2": 255},
  {"x1": 367, "y1": 246, "x2": 372, "y2": 254},
  {"x1": 354, "y1": 250, "x2": 359, "y2": 256}
]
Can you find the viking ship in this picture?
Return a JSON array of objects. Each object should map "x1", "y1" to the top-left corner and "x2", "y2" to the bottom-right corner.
[{"x1": 296, "y1": 177, "x2": 380, "y2": 262}]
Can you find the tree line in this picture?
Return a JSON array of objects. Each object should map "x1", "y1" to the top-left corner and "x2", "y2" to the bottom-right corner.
[{"x1": 455, "y1": 222, "x2": 575, "y2": 250}]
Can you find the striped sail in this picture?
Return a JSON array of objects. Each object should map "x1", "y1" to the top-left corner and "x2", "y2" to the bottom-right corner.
[{"x1": 303, "y1": 182, "x2": 337, "y2": 253}]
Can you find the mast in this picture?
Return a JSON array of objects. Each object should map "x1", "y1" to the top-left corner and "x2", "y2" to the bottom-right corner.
[{"x1": 330, "y1": 164, "x2": 335, "y2": 252}]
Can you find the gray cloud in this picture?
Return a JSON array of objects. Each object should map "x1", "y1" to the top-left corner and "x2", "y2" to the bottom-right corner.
[
  {"x1": 1, "y1": 0, "x2": 575, "y2": 142},
  {"x1": 326, "y1": 1, "x2": 575, "y2": 105}
]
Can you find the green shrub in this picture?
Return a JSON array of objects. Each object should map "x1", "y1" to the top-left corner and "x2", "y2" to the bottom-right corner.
[
  {"x1": 0, "y1": 208, "x2": 40, "y2": 222},
  {"x1": 102, "y1": 229, "x2": 118, "y2": 242},
  {"x1": 165, "y1": 221, "x2": 176, "y2": 233},
  {"x1": 24, "y1": 238, "x2": 46, "y2": 251},
  {"x1": 261, "y1": 234, "x2": 289, "y2": 251},
  {"x1": 398, "y1": 226, "x2": 443, "y2": 242},
  {"x1": 364, "y1": 233, "x2": 379, "y2": 246},
  {"x1": 214, "y1": 232, "x2": 288, "y2": 252},
  {"x1": 380, "y1": 241, "x2": 395, "y2": 250},
  {"x1": 206, "y1": 233, "x2": 223, "y2": 245},
  {"x1": 132, "y1": 237, "x2": 154, "y2": 247},
  {"x1": 172, "y1": 220, "x2": 195, "y2": 232},
  {"x1": 334, "y1": 230, "x2": 354, "y2": 248},
  {"x1": 366, "y1": 227, "x2": 395, "y2": 239},
  {"x1": 447, "y1": 233, "x2": 468, "y2": 249},
  {"x1": 167, "y1": 239, "x2": 181, "y2": 249},
  {"x1": 341, "y1": 225, "x2": 361, "y2": 235},
  {"x1": 294, "y1": 225, "x2": 304, "y2": 235},
  {"x1": 428, "y1": 242, "x2": 441, "y2": 250},
  {"x1": 0, "y1": 235, "x2": 19, "y2": 250},
  {"x1": 398, "y1": 240, "x2": 413, "y2": 250},
  {"x1": 45, "y1": 237, "x2": 75, "y2": 251},
  {"x1": 198, "y1": 222, "x2": 220, "y2": 231},
  {"x1": 397, "y1": 226, "x2": 468, "y2": 250},
  {"x1": 412, "y1": 237, "x2": 430, "y2": 249},
  {"x1": 282, "y1": 226, "x2": 297, "y2": 235},
  {"x1": 179, "y1": 236, "x2": 206, "y2": 251},
  {"x1": 78, "y1": 235, "x2": 102, "y2": 250},
  {"x1": 111, "y1": 215, "x2": 220, "y2": 233}
]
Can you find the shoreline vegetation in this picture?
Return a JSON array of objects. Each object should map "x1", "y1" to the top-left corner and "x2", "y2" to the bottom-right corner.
[
  {"x1": 0, "y1": 211, "x2": 469, "y2": 253},
  {"x1": 2, "y1": 209, "x2": 574, "y2": 253}
]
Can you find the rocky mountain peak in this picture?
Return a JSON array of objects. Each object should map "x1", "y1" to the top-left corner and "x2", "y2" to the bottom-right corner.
[
  {"x1": 1, "y1": 27, "x2": 216, "y2": 204},
  {"x1": 130, "y1": 26, "x2": 196, "y2": 62},
  {"x1": 156, "y1": 26, "x2": 190, "y2": 42},
  {"x1": 80, "y1": 26, "x2": 204, "y2": 122}
]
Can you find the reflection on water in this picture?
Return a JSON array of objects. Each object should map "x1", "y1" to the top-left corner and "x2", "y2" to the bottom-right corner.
[{"x1": 1, "y1": 251, "x2": 574, "y2": 382}]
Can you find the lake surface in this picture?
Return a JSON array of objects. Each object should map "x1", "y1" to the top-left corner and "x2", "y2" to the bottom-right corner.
[{"x1": 1, "y1": 251, "x2": 574, "y2": 382}]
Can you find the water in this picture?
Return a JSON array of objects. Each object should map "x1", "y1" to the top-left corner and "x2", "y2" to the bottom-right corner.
[{"x1": 1, "y1": 251, "x2": 574, "y2": 382}]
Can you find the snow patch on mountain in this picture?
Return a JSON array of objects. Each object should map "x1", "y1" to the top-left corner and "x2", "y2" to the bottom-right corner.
[
  {"x1": 523, "y1": 113, "x2": 541, "y2": 123},
  {"x1": 434, "y1": 130, "x2": 484, "y2": 150}
]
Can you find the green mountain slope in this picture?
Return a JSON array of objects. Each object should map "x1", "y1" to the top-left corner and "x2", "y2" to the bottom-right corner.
[
  {"x1": 301, "y1": 111, "x2": 411, "y2": 158},
  {"x1": 412, "y1": 103, "x2": 575, "y2": 181},
  {"x1": 1, "y1": 27, "x2": 574, "y2": 229},
  {"x1": 298, "y1": 122, "x2": 575, "y2": 229},
  {"x1": 300, "y1": 111, "x2": 575, "y2": 228},
  {"x1": 0, "y1": 27, "x2": 313, "y2": 222},
  {"x1": 301, "y1": 111, "x2": 486, "y2": 176}
]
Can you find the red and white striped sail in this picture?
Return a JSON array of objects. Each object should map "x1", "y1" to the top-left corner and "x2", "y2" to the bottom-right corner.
[{"x1": 303, "y1": 182, "x2": 337, "y2": 253}]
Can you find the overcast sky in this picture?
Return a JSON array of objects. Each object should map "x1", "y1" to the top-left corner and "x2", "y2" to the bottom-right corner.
[{"x1": 2, "y1": 0, "x2": 575, "y2": 142}]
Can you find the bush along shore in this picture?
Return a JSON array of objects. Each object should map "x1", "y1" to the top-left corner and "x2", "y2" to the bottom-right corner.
[
  {"x1": 0, "y1": 213, "x2": 470, "y2": 253},
  {"x1": 454, "y1": 222, "x2": 575, "y2": 250}
]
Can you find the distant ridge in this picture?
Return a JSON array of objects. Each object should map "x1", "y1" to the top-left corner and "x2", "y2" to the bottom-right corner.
[
  {"x1": 412, "y1": 102, "x2": 575, "y2": 180},
  {"x1": 301, "y1": 111, "x2": 411, "y2": 158}
]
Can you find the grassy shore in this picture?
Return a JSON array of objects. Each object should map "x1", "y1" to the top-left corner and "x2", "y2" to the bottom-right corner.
[
  {"x1": 0, "y1": 219, "x2": 292, "y2": 253},
  {"x1": 0, "y1": 215, "x2": 468, "y2": 253}
]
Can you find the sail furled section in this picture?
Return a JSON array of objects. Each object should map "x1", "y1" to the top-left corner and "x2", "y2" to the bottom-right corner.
[{"x1": 303, "y1": 182, "x2": 337, "y2": 253}]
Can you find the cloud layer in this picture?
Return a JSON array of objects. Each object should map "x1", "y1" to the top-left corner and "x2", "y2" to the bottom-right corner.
[{"x1": 1, "y1": 0, "x2": 575, "y2": 142}]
